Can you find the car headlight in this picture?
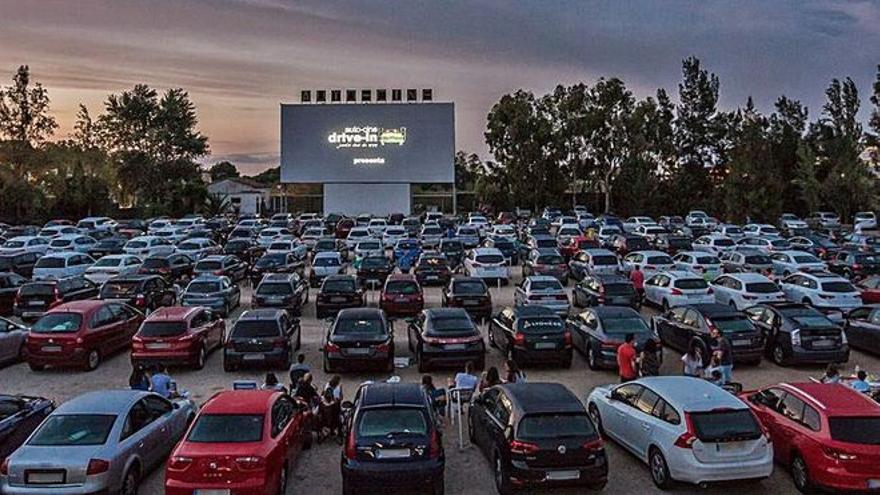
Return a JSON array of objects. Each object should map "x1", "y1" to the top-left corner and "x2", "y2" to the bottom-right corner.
[{"x1": 791, "y1": 328, "x2": 801, "y2": 347}]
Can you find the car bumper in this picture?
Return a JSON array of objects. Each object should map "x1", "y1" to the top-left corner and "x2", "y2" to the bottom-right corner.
[
  {"x1": 341, "y1": 457, "x2": 443, "y2": 490},
  {"x1": 508, "y1": 457, "x2": 608, "y2": 489},
  {"x1": 223, "y1": 348, "x2": 289, "y2": 367},
  {"x1": 181, "y1": 299, "x2": 226, "y2": 311},
  {"x1": 316, "y1": 300, "x2": 362, "y2": 315},
  {"x1": 446, "y1": 302, "x2": 493, "y2": 319},
  {"x1": 131, "y1": 348, "x2": 200, "y2": 367},
  {"x1": 1, "y1": 483, "x2": 110, "y2": 495},
  {"x1": 380, "y1": 301, "x2": 424, "y2": 317},
  {"x1": 165, "y1": 477, "x2": 269, "y2": 495},
  {"x1": 731, "y1": 346, "x2": 765, "y2": 363},
  {"x1": 415, "y1": 273, "x2": 450, "y2": 285},
  {"x1": 326, "y1": 352, "x2": 391, "y2": 370},
  {"x1": 512, "y1": 347, "x2": 572, "y2": 364},
  {"x1": 27, "y1": 347, "x2": 88, "y2": 367},
  {"x1": 667, "y1": 294, "x2": 715, "y2": 307},
  {"x1": 519, "y1": 301, "x2": 570, "y2": 317},
  {"x1": 811, "y1": 465, "x2": 880, "y2": 492},
  {"x1": 789, "y1": 346, "x2": 849, "y2": 364},
  {"x1": 421, "y1": 348, "x2": 485, "y2": 368},
  {"x1": 667, "y1": 447, "x2": 773, "y2": 484}
]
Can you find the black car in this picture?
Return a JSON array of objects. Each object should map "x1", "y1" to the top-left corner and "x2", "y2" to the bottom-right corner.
[
  {"x1": 441, "y1": 276, "x2": 492, "y2": 321},
  {"x1": 573, "y1": 274, "x2": 637, "y2": 308},
  {"x1": 248, "y1": 252, "x2": 305, "y2": 285},
  {"x1": 14, "y1": 277, "x2": 99, "y2": 322},
  {"x1": 414, "y1": 253, "x2": 452, "y2": 286},
  {"x1": 482, "y1": 236, "x2": 519, "y2": 264},
  {"x1": 610, "y1": 234, "x2": 651, "y2": 255},
  {"x1": 98, "y1": 274, "x2": 178, "y2": 313},
  {"x1": 407, "y1": 308, "x2": 485, "y2": 372},
  {"x1": 0, "y1": 251, "x2": 38, "y2": 278},
  {"x1": 86, "y1": 237, "x2": 128, "y2": 259},
  {"x1": 654, "y1": 234, "x2": 692, "y2": 255},
  {"x1": 488, "y1": 305, "x2": 572, "y2": 368},
  {"x1": 314, "y1": 237, "x2": 348, "y2": 259},
  {"x1": 315, "y1": 275, "x2": 364, "y2": 319},
  {"x1": 0, "y1": 394, "x2": 55, "y2": 461},
  {"x1": 138, "y1": 253, "x2": 194, "y2": 283},
  {"x1": 0, "y1": 271, "x2": 27, "y2": 317},
  {"x1": 744, "y1": 303, "x2": 849, "y2": 366},
  {"x1": 356, "y1": 255, "x2": 393, "y2": 288},
  {"x1": 222, "y1": 238, "x2": 264, "y2": 265},
  {"x1": 193, "y1": 254, "x2": 248, "y2": 282},
  {"x1": 827, "y1": 250, "x2": 880, "y2": 279},
  {"x1": 439, "y1": 239, "x2": 465, "y2": 268},
  {"x1": 222, "y1": 308, "x2": 300, "y2": 371},
  {"x1": 843, "y1": 305, "x2": 880, "y2": 355},
  {"x1": 253, "y1": 272, "x2": 309, "y2": 315},
  {"x1": 468, "y1": 383, "x2": 607, "y2": 494},
  {"x1": 567, "y1": 306, "x2": 660, "y2": 370},
  {"x1": 341, "y1": 382, "x2": 444, "y2": 494},
  {"x1": 652, "y1": 303, "x2": 764, "y2": 365},
  {"x1": 323, "y1": 308, "x2": 393, "y2": 373}
]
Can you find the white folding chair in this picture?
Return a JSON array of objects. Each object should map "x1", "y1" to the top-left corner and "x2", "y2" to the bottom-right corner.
[{"x1": 448, "y1": 387, "x2": 475, "y2": 450}]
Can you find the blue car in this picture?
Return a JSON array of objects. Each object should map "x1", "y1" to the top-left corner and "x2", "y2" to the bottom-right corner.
[
  {"x1": 180, "y1": 275, "x2": 241, "y2": 317},
  {"x1": 393, "y1": 239, "x2": 422, "y2": 272},
  {"x1": 0, "y1": 394, "x2": 55, "y2": 461}
]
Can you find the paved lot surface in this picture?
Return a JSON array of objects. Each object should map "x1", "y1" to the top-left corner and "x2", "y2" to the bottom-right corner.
[{"x1": 2, "y1": 268, "x2": 878, "y2": 495}]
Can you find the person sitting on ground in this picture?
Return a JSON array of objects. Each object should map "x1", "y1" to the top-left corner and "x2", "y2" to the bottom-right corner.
[
  {"x1": 504, "y1": 359, "x2": 526, "y2": 383},
  {"x1": 703, "y1": 355, "x2": 722, "y2": 383},
  {"x1": 708, "y1": 369, "x2": 725, "y2": 387},
  {"x1": 480, "y1": 367, "x2": 502, "y2": 391},
  {"x1": 318, "y1": 388, "x2": 340, "y2": 441},
  {"x1": 261, "y1": 372, "x2": 287, "y2": 393},
  {"x1": 150, "y1": 363, "x2": 173, "y2": 398},
  {"x1": 294, "y1": 372, "x2": 319, "y2": 409},
  {"x1": 129, "y1": 365, "x2": 150, "y2": 391},
  {"x1": 821, "y1": 363, "x2": 841, "y2": 384},
  {"x1": 851, "y1": 370, "x2": 871, "y2": 393},
  {"x1": 289, "y1": 353, "x2": 310, "y2": 390}
]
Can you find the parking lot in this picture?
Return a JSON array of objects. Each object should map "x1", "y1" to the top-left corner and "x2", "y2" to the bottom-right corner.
[{"x1": 3, "y1": 266, "x2": 878, "y2": 495}]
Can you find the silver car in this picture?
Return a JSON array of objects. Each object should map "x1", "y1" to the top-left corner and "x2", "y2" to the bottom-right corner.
[
  {"x1": 0, "y1": 316, "x2": 28, "y2": 365},
  {"x1": 1, "y1": 389, "x2": 195, "y2": 495},
  {"x1": 514, "y1": 275, "x2": 570, "y2": 316}
]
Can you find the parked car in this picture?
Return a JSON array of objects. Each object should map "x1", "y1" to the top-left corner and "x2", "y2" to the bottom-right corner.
[
  {"x1": 710, "y1": 272, "x2": 786, "y2": 310},
  {"x1": 98, "y1": 274, "x2": 178, "y2": 313},
  {"x1": 323, "y1": 308, "x2": 394, "y2": 372},
  {"x1": 470, "y1": 382, "x2": 607, "y2": 493},
  {"x1": 0, "y1": 236, "x2": 49, "y2": 255},
  {"x1": 715, "y1": 224, "x2": 746, "y2": 240},
  {"x1": 743, "y1": 223, "x2": 782, "y2": 238},
  {"x1": 406, "y1": 307, "x2": 485, "y2": 372},
  {"x1": 14, "y1": 277, "x2": 100, "y2": 322},
  {"x1": 643, "y1": 270, "x2": 715, "y2": 310},
  {"x1": 130, "y1": 305, "x2": 224, "y2": 369},
  {"x1": 742, "y1": 382, "x2": 880, "y2": 493},
  {"x1": 787, "y1": 234, "x2": 840, "y2": 260},
  {"x1": 0, "y1": 272, "x2": 27, "y2": 317},
  {"x1": 737, "y1": 236, "x2": 792, "y2": 253},
  {"x1": 488, "y1": 305, "x2": 572, "y2": 368},
  {"x1": 32, "y1": 252, "x2": 94, "y2": 280},
  {"x1": 379, "y1": 274, "x2": 424, "y2": 317},
  {"x1": 439, "y1": 239, "x2": 465, "y2": 268},
  {"x1": 2, "y1": 389, "x2": 194, "y2": 495},
  {"x1": 441, "y1": 276, "x2": 492, "y2": 321},
  {"x1": 180, "y1": 275, "x2": 241, "y2": 317},
  {"x1": 86, "y1": 236, "x2": 128, "y2": 259},
  {"x1": 252, "y1": 272, "x2": 309, "y2": 315},
  {"x1": 827, "y1": 250, "x2": 880, "y2": 279},
  {"x1": 569, "y1": 248, "x2": 620, "y2": 280},
  {"x1": 854, "y1": 275, "x2": 880, "y2": 304},
  {"x1": 463, "y1": 247, "x2": 509, "y2": 284},
  {"x1": 0, "y1": 393, "x2": 54, "y2": 462},
  {"x1": 808, "y1": 211, "x2": 841, "y2": 229},
  {"x1": 174, "y1": 237, "x2": 220, "y2": 260},
  {"x1": 223, "y1": 308, "x2": 299, "y2": 371},
  {"x1": 719, "y1": 250, "x2": 773, "y2": 273},
  {"x1": 265, "y1": 237, "x2": 308, "y2": 258},
  {"x1": 744, "y1": 302, "x2": 849, "y2": 366},
  {"x1": 222, "y1": 238, "x2": 264, "y2": 265},
  {"x1": 414, "y1": 253, "x2": 452, "y2": 286},
  {"x1": 842, "y1": 305, "x2": 880, "y2": 355},
  {"x1": 654, "y1": 234, "x2": 692, "y2": 255},
  {"x1": 611, "y1": 234, "x2": 652, "y2": 256},
  {"x1": 83, "y1": 254, "x2": 143, "y2": 285},
  {"x1": 356, "y1": 255, "x2": 393, "y2": 288},
  {"x1": 391, "y1": 238, "x2": 422, "y2": 272},
  {"x1": 513, "y1": 275, "x2": 570, "y2": 317},
  {"x1": 769, "y1": 250, "x2": 827, "y2": 276},
  {"x1": 248, "y1": 252, "x2": 304, "y2": 285},
  {"x1": 310, "y1": 251, "x2": 347, "y2": 287},
  {"x1": 587, "y1": 376, "x2": 772, "y2": 489},
  {"x1": 419, "y1": 224, "x2": 444, "y2": 249},
  {"x1": 778, "y1": 271, "x2": 863, "y2": 319},
  {"x1": 25, "y1": 300, "x2": 144, "y2": 371},
  {"x1": 567, "y1": 306, "x2": 660, "y2": 370},
  {"x1": 0, "y1": 251, "x2": 39, "y2": 278},
  {"x1": 315, "y1": 275, "x2": 364, "y2": 319},
  {"x1": 692, "y1": 234, "x2": 737, "y2": 255},
  {"x1": 621, "y1": 250, "x2": 675, "y2": 277},
  {"x1": 652, "y1": 303, "x2": 764, "y2": 364},
  {"x1": 522, "y1": 248, "x2": 569, "y2": 284},
  {"x1": 0, "y1": 316, "x2": 28, "y2": 365},
  {"x1": 483, "y1": 235, "x2": 520, "y2": 264},
  {"x1": 138, "y1": 253, "x2": 194, "y2": 284},
  {"x1": 352, "y1": 240, "x2": 384, "y2": 268},
  {"x1": 123, "y1": 235, "x2": 174, "y2": 258},
  {"x1": 193, "y1": 254, "x2": 248, "y2": 282},
  {"x1": 672, "y1": 251, "x2": 722, "y2": 279},
  {"x1": 573, "y1": 273, "x2": 637, "y2": 309}
]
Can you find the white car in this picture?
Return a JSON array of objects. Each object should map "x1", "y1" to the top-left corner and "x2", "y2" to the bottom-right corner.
[
  {"x1": 345, "y1": 227, "x2": 372, "y2": 249},
  {"x1": 809, "y1": 211, "x2": 840, "y2": 228},
  {"x1": 76, "y1": 216, "x2": 116, "y2": 232},
  {"x1": 382, "y1": 226, "x2": 408, "y2": 248},
  {"x1": 769, "y1": 250, "x2": 826, "y2": 276},
  {"x1": 622, "y1": 250, "x2": 675, "y2": 277},
  {"x1": 710, "y1": 273, "x2": 786, "y2": 310},
  {"x1": 151, "y1": 227, "x2": 188, "y2": 244},
  {"x1": 468, "y1": 215, "x2": 491, "y2": 235},
  {"x1": 0, "y1": 236, "x2": 50, "y2": 255},
  {"x1": 672, "y1": 251, "x2": 722, "y2": 279},
  {"x1": 256, "y1": 227, "x2": 292, "y2": 247},
  {"x1": 555, "y1": 224, "x2": 582, "y2": 242},
  {"x1": 778, "y1": 214, "x2": 808, "y2": 230},
  {"x1": 742, "y1": 224, "x2": 782, "y2": 238},
  {"x1": 736, "y1": 236, "x2": 791, "y2": 254},
  {"x1": 301, "y1": 227, "x2": 328, "y2": 249},
  {"x1": 84, "y1": 254, "x2": 143, "y2": 284},
  {"x1": 367, "y1": 218, "x2": 388, "y2": 237},
  {"x1": 569, "y1": 248, "x2": 620, "y2": 277},
  {"x1": 309, "y1": 251, "x2": 346, "y2": 287},
  {"x1": 714, "y1": 224, "x2": 745, "y2": 240},
  {"x1": 587, "y1": 377, "x2": 773, "y2": 489},
  {"x1": 489, "y1": 224, "x2": 516, "y2": 240},
  {"x1": 463, "y1": 247, "x2": 509, "y2": 283},
  {"x1": 353, "y1": 240, "x2": 384, "y2": 264},
  {"x1": 419, "y1": 224, "x2": 444, "y2": 249},
  {"x1": 643, "y1": 270, "x2": 714, "y2": 309},
  {"x1": 634, "y1": 224, "x2": 667, "y2": 242},
  {"x1": 32, "y1": 252, "x2": 94, "y2": 280},
  {"x1": 147, "y1": 218, "x2": 173, "y2": 233},
  {"x1": 854, "y1": 211, "x2": 877, "y2": 230},
  {"x1": 692, "y1": 234, "x2": 736, "y2": 255},
  {"x1": 596, "y1": 226, "x2": 622, "y2": 244},
  {"x1": 175, "y1": 238, "x2": 220, "y2": 260},
  {"x1": 266, "y1": 238, "x2": 307, "y2": 259},
  {"x1": 685, "y1": 210, "x2": 709, "y2": 226},
  {"x1": 124, "y1": 236, "x2": 174, "y2": 257},
  {"x1": 47, "y1": 234, "x2": 97, "y2": 254},
  {"x1": 779, "y1": 271, "x2": 862, "y2": 317},
  {"x1": 513, "y1": 275, "x2": 569, "y2": 316},
  {"x1": 174, "y1": 217, "x2": 204, "y2": 230},
  {"x1": 38, "y1": 226, "x2": 79, "y2": 238},
  {"x1": 623, "y1": 216, "x2": 657, "y2": 232}
]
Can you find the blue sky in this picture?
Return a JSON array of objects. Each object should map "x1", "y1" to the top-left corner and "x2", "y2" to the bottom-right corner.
[{"x1": 1, "y1": 0, "x2": 878, "y2": 173}]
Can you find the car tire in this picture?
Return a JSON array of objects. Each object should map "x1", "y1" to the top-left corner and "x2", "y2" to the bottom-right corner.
[
  {"x1": 85, "y1": 349, "x2": 101, "y2": 372},
  {"x1": 791, "y1": 454, "x2": 814, "y2": 494},
  {"x1": 120, "y1": 466, "x2": 139, "y2": 495},
  {"x1": 588, "y1": 403, "x2": 605, "y2": 438},
  {"x1": 587, "y1": 345, "x2": 600, "y2": 370},
  {"x1": 661, "y1": 299, "x2": 670, "y2": 312},
  {"x1": 494, "y1": 453, "x2": 513, "y2": 495},
  {"x1": 772, "y1": 343, "x2": 788, "y2": 366},
  {"x1": 277, "y1": 466, "x2": 288, "y2": 495},
  {"x1": 649, "y1": 447, "x2": 672, "y2": 490},
  {"x1": 223, "y1": 355, "x2": 235, "y2": 372},
  {"x1": 194, "y1": 346, "x2": 207, "y2": 370}
]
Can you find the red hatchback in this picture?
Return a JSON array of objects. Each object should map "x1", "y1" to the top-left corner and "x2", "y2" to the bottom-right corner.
[
  {"x1": 25, "y1": 300, "x2": 144, "y2": 371},
  {"x1": 856, "y1": 275, "x2": 880, "y2": 304},
  {"x1": 379, "y1": 274, "x2": 424, "y2": 317},
  {"x1": 131, "y1": 306, "x2": 225, "y2": 369},
  {"x1": 742, "y1": 382, "x2": 880, "y2": 493},
  {"x1": 165, "y1": 390, "x2": 311, "y2": 495}
]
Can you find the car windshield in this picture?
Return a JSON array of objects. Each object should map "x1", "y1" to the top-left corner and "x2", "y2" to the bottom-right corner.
[
  {"x1": 28, "y1": 414, "x2": 116, "y2": 446},
  {"x1": 315, "y1": 240, "x2": 335, "y2": 250},
  {"x1": 397, "y1": 241, "x2": 419, "y2": 250},
  {"x1": 140, "y1": 321, "x2": 187, "y2": 337},
  {"x1": 385, "y1": 281, "x2": 419, "y2": 294},
  {"x1": 744, "y1": 282, "x2": 780, "y2": 294},
  {"x1": 357, "y1": 408, "x2": 427, "y2": 437},
  {"x1": 358, "y1": 242, "x2": 381, "y2": 250},
  {"x1": 177, "y1": 242, "x2": 203, "y2": 250},
  {"x1": 828, "y1": 417, "x2": 880, "y2": 445},
  {"x1": 517, "y1": 413, "x2": 596, "y2": 440},
  {"x1": 257, "y1": 283, "x2": 292, "y2": 295},
  {"x1": 744, "y1": 255, "x2": 771, "y2": 264},
  {"x1": 35, "y1": 257, "x2": 65, "y2": 268},
  {"x1": 441, "y1": 242, "x2": 463, "y2": 252},
  {"x1": 335, "y1": 317, "x2": 384, "y2": 335},
  {"x1": 710, "y1": 316, "x2": 754, "y2": 333},
  {"x1": 518, "y1": 317, "x2": 564, "y2": 333},
  {"x1": 187, "y1": 282, "x2": 221, "y2": 294},
  {"x1": 458, "y1": 229, "x2": 477, "y2": 236},
  {"x1": 592, "y1": 255, "x2": 618, "y2": 266},
  {"x1": 32, "y1": 313, "x2": 82, "y2": 333},
  {"x1": 19, "y1": 283, "x2": 54, "y2": 297},
  {"x1": 530, "y1": 280, "x2": 563, "y2": 291},
  {"x1": 232, "y1": 321, "x2": 280, "y2": 338},
  {"x1": 361, "y1": 257, "x2": 388, "y2": 268},
  {"x1": 603, "y1": 283, "x2": 634, "y2": 296},
  {"x1": 313, "y1": 257, "x2": 340, "y2": 267},
  {"x1": 225, "y1": 240, "x2": 249, "y2": 251},
  {"x1": 536, "y1": 254, "x2": 564, "y2": 265},
  {"x1": 422, "y1": 227, "x2": 442, "y2": 235},
  {"x1": 689, "y1": 409, "x2": 761, "y2": 442},
  {"x1": 93, "y1": 257, "x2": 123, "y2": 267},
  {"x1": 49, "y1": 239, "x2": 72, "y2": 247},
  {"x1": 141, "y1": 258, "x2": 167, "y2": 269},
  {"x1": 453, "y1": 280, "x2": 486, "y2": 295},
  {"x1": 3, "y1": 240, "x2": 25, "y2": 248},
  {"x1": 255, "y1": 255, "x2": 285, "y2": 267},
  {"x1": 821, "y1": 281, "x2": 855, "y2": 293},
  {"x1": 793, "y1": 255, "x2": 820, "y2": 263},
  {"x1": 603, "y1": 317, "x2": 650, "y2": 334},
  {"x1": 100, "y1": 281, "x2": 140, "y2": 297},
  {"x1": 188, "y1": 414, "x2": 264, "y2": 443},
  {"x1": 323, "y1": 279, "x2": 355, "y2": 293},
  {"x1": 770, "y1": 240, "x2": 791, "y2": 248},
  {"x1": 535, "y1": 239, "x2": 557, "y2": 248},
  {"x1": 196, "y1": 260, "x2": 222, "y2": 271},
  {"x1": 674, "y1": 279, "x2": 708, "y2": 290},
  {"x1": 790, "y1": 315, "x2": 834, "y2": 328},
  {"x1": 475, "y1": 254, "x2": 504, "y2": 264}
]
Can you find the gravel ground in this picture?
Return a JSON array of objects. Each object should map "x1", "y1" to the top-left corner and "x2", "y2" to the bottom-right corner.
[{"x1": 2, "y1": 268, "x2": 877, "y2": 495}]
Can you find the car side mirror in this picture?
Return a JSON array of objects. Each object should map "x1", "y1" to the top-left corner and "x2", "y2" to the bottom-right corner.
[{"x1": 341, "y1": 400, "x2": 354, "y2": 410}]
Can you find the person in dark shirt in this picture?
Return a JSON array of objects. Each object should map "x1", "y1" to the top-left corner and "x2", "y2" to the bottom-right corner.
[{"x1": 710, "y1": 327, "x2": 734, "y2": 384}]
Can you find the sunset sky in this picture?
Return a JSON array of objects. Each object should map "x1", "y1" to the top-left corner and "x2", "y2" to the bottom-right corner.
[{"x1": 2, "y1": 0, "x2": 878, "y2": 174}]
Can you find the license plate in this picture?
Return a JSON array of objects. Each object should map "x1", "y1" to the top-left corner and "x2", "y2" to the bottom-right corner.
[
  {"x1": 41, "y1": 345, "x2": 62, "y2": 353},
  {"x1": 546, "y1": 470, "x2": 579, "y2": 481},
  {"x1": 28, "y1": 300, "x2": 43, "y2": 307},
  {"x1": 541, "y1": 297, "x2": 556, "y2": 302},
  {"x1": 395, "y1": 297, "x2": 408, "y2": 302},
  {"x1": 535, "y1": 342, "x2": 557, "y2": 350},
  {"x1": 813, "y1": 339, "x2": 835, "y2": 349},
  {"x1": 732, "y1": 339, "x2": 751, "y2": 346},
  {"x1": 868, "y1": 480, "x2": 880, "y2": 489},
  {"x1": 445, "y1": 343, "x2": 467, "y2": 350},
  {"x1": 22, "y1": 312, "x2": 41, "y2": 318},
  {"x1": 194, "y1": 490, "x2": 231, "y2": 495},
  {"x1": 26, "y1": 471, "x2": 65, "y2": 484},
  {"x1": 375, "y1": 448, "x2": 411, "y2": 459},
  {"x1": 243, "y1": 354, "x2": 265, "y2": 361},
  {"x1": 331, "y1": 297, "x2": 347, "y2": 303},
  {"x1": 463, "y1": 300, "x2": 479, "y2": 306},
  {"x1": 426, "y1": 275, "x2": 439, "y2": 280},
  {"x1": 347, "y1": 348, "x2": 371, "y2": 355},
  {"x1": 146, "y1": 343, "x2": 171, "y2": 349}
]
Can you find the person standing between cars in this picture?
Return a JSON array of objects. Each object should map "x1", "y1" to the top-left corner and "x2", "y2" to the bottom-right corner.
[
  {"x1": 638, "y1": 339, "x2": 661, "y2": 377},
  {"x1": 629, "y1": 265, "x2": 645, "y2": 304},
  {"x1": 681, "y1": 342, "x2": 704, "y2": 377},
  {"x1": 710, "y1": 327, "x2": 734, "y2": 384},
  {"x1": 504, "y1": 359, "x2": 526, "y2": 383},
  {"x1": 616, "y1": 333, "x2": 638, "y2": 383},
  {"x1": 422, "y1": 375, "x2": 447, "y2": 421}
]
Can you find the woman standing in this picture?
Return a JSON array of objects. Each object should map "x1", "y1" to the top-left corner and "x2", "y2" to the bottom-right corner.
[{"x1": 680, "y1": 342, "x2": 704, "y2": 377}]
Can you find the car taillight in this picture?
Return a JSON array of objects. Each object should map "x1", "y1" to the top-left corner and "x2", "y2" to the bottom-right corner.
[
  {"x1": 563, "y1": 330, "x2": 572, "y2": 347},
  {"x1": 818, "y1": 293, "x2": 835, "y2": 300},
  {"x1": 509, "y1": 439, "x2": 540, "y2": 455},
  {"x1": 742, "y1": 294, "x2": 757, "y2": 300},
  {"x1": 429, "y1": 429, "x2": 442, "y2": 459},
  {"x1": 852, "y1": 263, "x2": 862, "y2": 270},
  {"x1": 0, "y1": 457, "x2": 8, "y2": 476},
  {"x1": 159, "y1": 267, "x2": 170, "y2": 274},
  {"x1": 234, "y1": 456, "x2": 265, "y2": 470},
  {"x1": 670, "y1": 288, "x2": 683, "y2": 295},
  {"x1": 167, "y1": 456, "x2": 193, "y2": 470},
  {"x1": 86, "y1": 458, "x2": 110, "y2": 475},
  {"x1": 513, "y1": 333, "x2": 526, "y2": 346},
  {"x1": 674, "y1": 431, "x2": 696, "y2": 449},
  {"x1": 214, "y1": 270, "x2": 224, "y2": 276},
  {"x1": 345, "y1": 428, "x2": 357, "y2": 460},
  {"x1": 822, "y1": 445, "x2": 857, "y2": 461},
  {"x1": 375, "y1": 342, "x2": 390, "y2": 353},
  {"x1": 582, "y1": 438, "x2": 604, "y2": 452},
  {"x1": 135, "y1": 294, "x2": 146, "y2": 306},
  {"x1": 325, "y1": 342, "x2": 340, "y2": 353}
]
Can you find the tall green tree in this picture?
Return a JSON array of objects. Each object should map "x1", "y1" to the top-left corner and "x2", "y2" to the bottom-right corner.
[
  {"x1": 584, "y1": 78, "x2": 635, "y2": 213},
  {"x1": 0, "y1": 65, "x2": 57, "y2": 148},
  {"x1": 868, "y1": 65, "x2": 880, "y2": 167},
  {"x1": 209, "y1": 161, "x2": 239, "y2": 182}
]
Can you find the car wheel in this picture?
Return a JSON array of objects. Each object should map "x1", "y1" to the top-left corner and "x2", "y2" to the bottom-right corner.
[
  {"x1": 649, "y1": 447, "x2": 672, "y2": 489},
  {"x1": 85, "y1": 349, "x2": 101, "y2": 371},
  {"x1": 791, "y1": 454, "x2": 814, "y2": 493},
  {"x1": 17, "y1": 343, "x2": 27, "y2": 362},
  {"x1": 772, "y1": 343, "x2": 788, "y2": 366},
  {"x1": 494, "y1": 453, "x2": 512, "y2": 495},
  {"x1": 277, "y1": 466, "x2": 288, "y2": 495},
  {"x1": 588, "y1": 403, "x2": 605, "y2": 438},
  {"x1": 223, "y1": 355, "x2": 234, "y2": 372},
  {"x1": 661, "y1": 299, "x2": 669, "y2": 312},
  {"x1": 587, "y1": 345, "x2": 599, "y2": 370},
  {"x1": 120, "y1": 467, "x2": 139, "y2": 495},
  {"x1": 195, "y1": 346, "x2": 207, "y2": 370}
]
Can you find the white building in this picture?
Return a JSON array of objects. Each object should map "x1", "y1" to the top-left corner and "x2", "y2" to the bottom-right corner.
[{"x1": 207, "y1": 178, "x2": 271, "y2": 216}]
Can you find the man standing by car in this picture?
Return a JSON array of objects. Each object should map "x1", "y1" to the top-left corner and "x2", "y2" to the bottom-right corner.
[
  {"x1": 711, "y1": 327, "x2": 734, "y2": 384},
  {"x1": 629, "y1": 265, "x2": 645, "y2": 303},
  {"x1": 616, "y1": 333, "x2": 638, "y2": 383}
]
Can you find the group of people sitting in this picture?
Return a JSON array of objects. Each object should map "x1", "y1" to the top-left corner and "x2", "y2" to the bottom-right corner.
[
  {"x1": 418, "y1": 359, "x2": 527, "y2": 423},
  {"x1": 820, "y1": 363, "x2": 878, "y2": 399},
  {"x1": 128, "y1": 363, "x2": 177, "y2": 398},
  {"x1": 283, "y1": 354, "x2": 345, "y2": 443}
]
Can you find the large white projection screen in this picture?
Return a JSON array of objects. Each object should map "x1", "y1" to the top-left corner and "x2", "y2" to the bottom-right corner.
[
  {"x1": 281, "y1": 103, "x2": 454, "y2": 183},
  {"x1": 324, "y1": 183, "x2": 410, "y2": 216}
]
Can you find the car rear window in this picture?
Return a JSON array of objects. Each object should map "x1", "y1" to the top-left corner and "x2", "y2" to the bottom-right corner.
[
  {"x1": 790, "y1": 315, "x2": 835, "y2": 328},
  {"x1": 603, "y1": 317, "x2": 650, "y2": 334},
  {"x1": 646, "y1": 255, "x2": 673, "y2": 265},
  {"x1": 188, "y1": 414, "x2": 264, "y2": 443},
  {"x1": 689, "y1": 409, "x2": 761, "y2": 442},
  {"x1": 196, "y1": 260, "x2": 222, "y2": 271},
  {"x1": 536, "y1": 254, "x2": 564, "y2": 265},
  {"x1": 323, "y1": 279, "x2": 355, "y2": 293},
  {"x1": 744, "y1": 255, "x2": 771, "y2": 264},
  {"x1": 518, "y1": 317, "x2": 564, "y2": 334},
  {"x1": 714, "y1": 238, "x2": 735, "y2": 247},
  {"x1": 603, "y1": 283, "x2": 634, "y2": 296},
  {"x1": 177, "y1": 242, "x2": 202, "y2": 250},
  {"x1": 28, "y1": 414, "x2": 116, "y2": 446},
  {"x1": 530, "y1": 280, "x2": 563, "y2": 291},
  {"x1": 19, "y1": 283, "x2": 54, "y2": 297},
  {"x1": 418, "y1": 257, "x2": 447, "y2": 267},
  {"x1": 696, "y1": 256, "x2": 720, "y2": 265},
  {"x1": 101, "y1": 281, "x2": 140, "y2": 298},
  {"x1": 141, "y1": 258, "x2": 168, "y2": 269},
  {"x1": 793, "y1": 255, "x2": 821, "y2": 263},
  {"x1": 475, "y1": 254, "x2": 504, "y2": 264},
  {"x1": 358, "y1": 242, "x2": 381, "y2": 250},
  {"x1": 709, "y1": 316, "x2": 754, "y2": 333},
  {"x1": 592, "y1": 255, "x2": 618, "y2": 266},
  {"x1": 334, "y1": 317, "x2": 385, "y2": 335},
  {"x1": 517, "y1": 413, "x2": 596, "y2": 440},
  {"x1": 828, "y1": 417, "x2": 880, "y2": 445},
  {"x1": 745, "y1": 282, "x2": 780, "y2": 294},
  {"x1": 453, "y1": 280, "x2": 487, "y2": 295},
  {"x1": 821, "y1": 281, "x2": 856, "y2": 293},
  {"x1": 256, "y1": 283, "x2": 293, "y2": 295},
  {"x1": 35, "y1": 257, "x2": 65, "y2": 268},
  {"x1": 140, "y1": 321, "x2": 188, "y2": 337},
  {"x1": 429, "y1": 316, "x2": 475, "y2": 335},
  {"x1": 32, "y1": 313, "x2": 82, "y2": 333},
  {"x1": 385, "y1": 280, "x2": 419, "y2": 294},
  {"x1": 361, "y1": 257, "x2": 388, "y2": 268},
  {"x1": 674, "y1": 279, "x2": 708, "y2": 290},
  {"x1": 357, "y1": 408, "x2": 427, "y2": 437},
  {"x1": 232, "y1": 320, "x2": 281, "y2": 338},
  {"x1": 535, "y1": 239, "x2": 557, "y2": 248},
  {"x1": 187, "y1": 282, "x2": 221, "y2": 294}
]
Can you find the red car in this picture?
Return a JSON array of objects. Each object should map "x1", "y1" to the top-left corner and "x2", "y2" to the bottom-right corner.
[
  {"x1": 335, "y1": 218, "x2": 355, "y2": 240},
  {"x1": 165, "y1": 390, "x2": 311, "y2": 495},
  {"x1": 131, "y1": 306, "x2": 225, "y2": 369},
  {"x1": 856, "y1": 275, "x2": 880, "y2": 304},
  {"x1": 559, "y1": 235, "x2": 600, "y2": 259},
  {"x1": 25, "y1": 300, "x2": 144, "y2": 371},
  {"x1": 379, "y1": 274, "x2": 424, "y2": 317},
  {"x1": 741, "y1": 382, "x2": 880, "y2": 493}
]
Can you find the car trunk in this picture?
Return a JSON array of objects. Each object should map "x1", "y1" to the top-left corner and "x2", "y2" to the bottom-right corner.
[
  {"x1": 11, "y1": 445, "x2": 97, "y2": 486},
  {"x1": 689, "y1": 410, "x2": 768, "y2": 465},
  {"x1": 173, "y1": 442, "x2": 267, "y2": 484},
  {"x1": 331, "y1": 333, "x2": 390, "y2": 358},
  {"x1": 826, "y1": 416, "x2": 880, "y2": 475},
  {"x1": 513, "y1": 414, "x2": 601, "y2": 471}
]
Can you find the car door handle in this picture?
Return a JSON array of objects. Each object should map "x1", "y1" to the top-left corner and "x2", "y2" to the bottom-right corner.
[
  {"x1": 138, "y1": 441, "x2": 145, "y2": 448},
  {"x1": 641, "y1": 423, "x2": 651, "y2": 430}
]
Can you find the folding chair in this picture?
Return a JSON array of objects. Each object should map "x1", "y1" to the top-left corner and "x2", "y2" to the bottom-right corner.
[{"x1": 448, "y1": 387, "x2": 475, "y2": 450}]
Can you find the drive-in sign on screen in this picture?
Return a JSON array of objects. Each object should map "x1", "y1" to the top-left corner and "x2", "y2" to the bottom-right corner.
[{"x1": 281, "y1": 103, "x2": 454, "y2": 183}]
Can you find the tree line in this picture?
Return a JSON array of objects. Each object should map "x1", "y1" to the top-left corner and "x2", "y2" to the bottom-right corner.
[{"x1": 460, "y1": 57, "x2": 880, "y2": 222}]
